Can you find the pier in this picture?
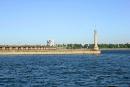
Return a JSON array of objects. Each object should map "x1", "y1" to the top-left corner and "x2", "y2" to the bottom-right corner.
[{"x1": 0, "y1": 30, "x2": 101, "y2": 55}]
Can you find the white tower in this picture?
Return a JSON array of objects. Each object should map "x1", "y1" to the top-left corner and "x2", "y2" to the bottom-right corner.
[{"x1": 93, "y1": 30, "x2": 99, "y2": 50}]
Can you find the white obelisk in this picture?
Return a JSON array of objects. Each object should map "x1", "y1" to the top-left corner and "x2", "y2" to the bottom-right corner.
[{"x1": 94, "y1": 30, "x2": 99, "y2": 50}]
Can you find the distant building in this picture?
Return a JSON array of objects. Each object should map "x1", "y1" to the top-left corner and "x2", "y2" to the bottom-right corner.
[
  {"x1": 127, "y1": 42, "x2": 130, "y2": 44},
  {"x1": 47, "y1": 40, "x2": 55, "y2": 46}
]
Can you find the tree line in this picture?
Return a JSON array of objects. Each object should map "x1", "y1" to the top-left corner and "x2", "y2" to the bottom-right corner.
[{"x1": 55, "y1": 43, "x2": 130, "y2": 49}]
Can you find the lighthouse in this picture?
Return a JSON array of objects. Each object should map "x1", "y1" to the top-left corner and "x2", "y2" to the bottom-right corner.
[{"x1": 93, "y1": 30, "x2": 99, "y2": 50}]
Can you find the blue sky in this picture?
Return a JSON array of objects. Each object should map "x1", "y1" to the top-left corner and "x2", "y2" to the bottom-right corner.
[{"x1": 0, "y1": 0, "x2": 130, "y2": 45}]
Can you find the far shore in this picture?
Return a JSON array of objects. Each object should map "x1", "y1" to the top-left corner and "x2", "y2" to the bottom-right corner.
[{"x1": 101, "y1": 48, "x2": 130, "y2": 50}]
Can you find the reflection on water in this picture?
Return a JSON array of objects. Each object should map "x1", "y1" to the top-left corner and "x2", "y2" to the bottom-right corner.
[{"x1": 0, "y1": 50, "x2": 130, "y2": 87}]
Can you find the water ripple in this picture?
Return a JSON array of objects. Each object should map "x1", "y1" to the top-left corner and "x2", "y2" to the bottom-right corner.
[{"x1": 0, "y1": 51, "x2": 130, "y2": 87}]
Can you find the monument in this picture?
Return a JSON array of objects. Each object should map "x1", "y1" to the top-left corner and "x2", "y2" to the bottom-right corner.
[{"x1": 93, "y1": 30, "x2": 99, "y2": 50}]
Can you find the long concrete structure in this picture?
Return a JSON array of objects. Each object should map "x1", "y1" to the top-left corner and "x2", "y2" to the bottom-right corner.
[
  {"x1": 0, "y1": 45, "x2": 56, "y2": 51},
  {"x1": 0, "y1": 47, "x2": 101, "y2": 55},
  {"x1": 0, "y1": 30, "x2": 101, "y2": 55}
]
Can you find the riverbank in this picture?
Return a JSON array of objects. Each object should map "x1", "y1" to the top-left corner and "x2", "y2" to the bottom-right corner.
[{"x1": 101, "y1": 48, "x2": 130, "y2": 51}]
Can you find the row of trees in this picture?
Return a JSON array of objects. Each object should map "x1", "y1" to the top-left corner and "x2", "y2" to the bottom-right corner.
[
  {"x1": 98, "y1": 44, "x2": 130, "y2": 48},
  {"x1": 55, "y1": 43, "x2": 130, "y2": 49}
]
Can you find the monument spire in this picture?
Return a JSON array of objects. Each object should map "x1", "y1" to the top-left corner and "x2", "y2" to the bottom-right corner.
[{"x1": 93, "y1": 29, "x2": 99, "y2": 50}]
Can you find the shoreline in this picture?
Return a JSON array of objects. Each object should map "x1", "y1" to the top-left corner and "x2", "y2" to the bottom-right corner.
[{"x1": 101, "y1": 48, "x2": 130, "y2": 50}]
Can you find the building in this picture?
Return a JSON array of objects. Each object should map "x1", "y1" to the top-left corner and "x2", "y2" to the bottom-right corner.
[{"x1": 47, "y1": 40, "x2": 55, "y2": 46}]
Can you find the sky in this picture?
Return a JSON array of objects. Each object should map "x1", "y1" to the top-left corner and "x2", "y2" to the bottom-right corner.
[{"x1": 0, "y1": 0, "x2": 130, "y2": 45}]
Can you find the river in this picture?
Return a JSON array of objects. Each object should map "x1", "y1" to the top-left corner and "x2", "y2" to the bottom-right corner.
[{"x1": 0, "y1": 50, "x2": 130, "y2": 87}]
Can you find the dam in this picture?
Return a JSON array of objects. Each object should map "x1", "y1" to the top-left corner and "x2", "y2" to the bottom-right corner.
[{"x1": 0, "y1": 30, "x2": 101, "y2": 55}]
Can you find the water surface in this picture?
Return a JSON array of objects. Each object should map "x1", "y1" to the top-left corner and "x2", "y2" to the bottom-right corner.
[{"x1": 0, "y1": 50, "x2": 130, "y2": 87}]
